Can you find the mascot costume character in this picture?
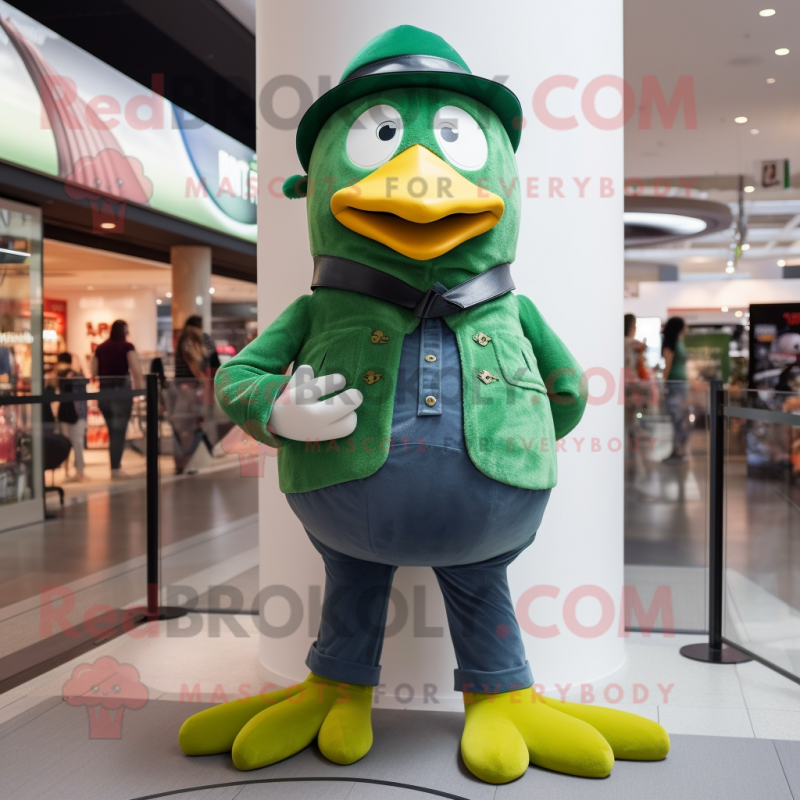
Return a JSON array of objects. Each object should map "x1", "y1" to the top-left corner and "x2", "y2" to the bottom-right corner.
[{"x1": 179, "y1": 25, "x2": 670, "y2": 784}]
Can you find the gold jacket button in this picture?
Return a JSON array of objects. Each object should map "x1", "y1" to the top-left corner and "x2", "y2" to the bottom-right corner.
[
  {"x1": 425, "y1": 395, "x2": 437, "y2": 406},
  {"x1": 477, "y1": 370, "x2": 500, "y2": 385},
  {"x1": 363, "y1": 370, "x2": 383, "y2": 385},
  {"x1": 473, "y1": 332, "x2": 492, "y2": 347},
  {"x1": 424, "y1": 354, "x2": 437, "y2": 362},
  {"x1": 371, "y1": 330, "x2": 389, "y2": 344}
]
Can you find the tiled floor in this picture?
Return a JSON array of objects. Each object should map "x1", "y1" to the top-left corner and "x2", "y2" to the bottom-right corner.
[
  {"x1": 1, "y1": 626, "x2": 800, "y2": 799},
  {"x1": 2, "y1": 614, "x2": 798, "y2": 740}
]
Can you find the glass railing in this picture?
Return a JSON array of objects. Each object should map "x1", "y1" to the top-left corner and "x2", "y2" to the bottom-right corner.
[
  {"x1": 0, "y1": 373, "x2": 258, "y2": 691},
  {"x1": 624, "y1": 377, "x2": 710, "y2": 633},
  {"x1": 722, "y1": 387, "x2": 800, "y2": 681}
]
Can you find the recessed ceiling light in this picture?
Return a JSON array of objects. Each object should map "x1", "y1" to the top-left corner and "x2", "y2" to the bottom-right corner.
[
  {"x1": 100, "y1": 222, "x2": 116, "y2": 230},
  {"x1": 734, "y1": 116, "x2": 748, "y2": 123},
  {"x1": 766, "y1": 77, "x2": 776, "y2": 83},
  {"x1": 778, "y1": 259, "x2": 786, "y2": 266},
  {"x1": 741, "y1": 243, "x2": 750, "y2": 250},
  {"x1": 156, "y1": 298, "x2": 162, "y2": 305},
  {"x1": 751, "y1": 128, "x2": 760, "y2": 134},
  {"x1": 759, "y1": 8, "x2": 776, "y2": 16},
  {"x1": 166, "y1": 291, "x2": 172, "y2": 298},
  {"x1": 721, "y1": 306, "x2": 729, "y2": 312},
  {"x1": 744, "y1": 185, "x2": 755, "y2": 192},
  {"x1": 209, "y1": 287, "x2": 216, "y2": 294},
  {"x1": 727, "y1": 260, "x2": 734, "y2": 267},
  {"x1": 725, "y1": 266, "x2": 735, "y2": 274},
  {"x1": 775, "y1": 47, "x2": 790, "y2": 56},
  {"x1": 735, "y1": 310, "x2": 744, "y2": 317}
]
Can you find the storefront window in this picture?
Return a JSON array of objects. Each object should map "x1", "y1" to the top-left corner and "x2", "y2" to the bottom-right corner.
[{"x1": 0, "y1": 198, "x2": 43, "y2": 529}]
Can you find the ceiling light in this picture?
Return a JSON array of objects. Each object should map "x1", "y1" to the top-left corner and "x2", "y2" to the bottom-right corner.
[
  {"x1": 744, "y1": 185, "x2": 755, "y2": 193},
  {"x1": 775, "y1": 47, "x2": 790, "y2": 56},
  {"x1": 721, "y1": 306, "x2": 729, "y2": 312},
  {"x1": 195, "y1": 295, "x2": 203, "y2": 305},
  {"x1": 734, "y1": 116, "x2": 748, "y2": 123},
  {"x1": 741, "y1": 243, "x2": 750, "y2": 250},
  {"x1": 209, "y1": 287, "x2": 216, "y2": 294},
  {"x1": 759, "y1": 8, "x2": 776, "y2": 16},
  {"x1": 751, "y1": 129, "x2": 760, "y2": 134},
  {"x1": 766, "y1": 77, "x2": 776, "y2": 83},
  {"x1": 778, "y1": 259, "x2": 786, "y2": 266},
  {"x1": 727, "y1": 260, "x2": 734, "y2": 267},
  {"x1": 100, "y1": 222, "x2": 116, "y2": 230},
  {"x1": 735, "y1": 310, "x2": 743, "y2": 317},
  {"x1": 725, "y1": 265, "x2": 735, "y2": 273},
  {"x1": 0, "y1": 246, "x2": 31, "y2": 257},
  {"x1": 166, "y1": 291, "x2": 172, "y2": 298},
  {"x1": 156, "y1": 298, "x2": 162, "y2": 305}
]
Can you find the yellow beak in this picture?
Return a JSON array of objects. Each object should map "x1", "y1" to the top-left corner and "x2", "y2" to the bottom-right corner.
[{"x1": 330, "y1": 145, "x2": 504, "y2": 261}]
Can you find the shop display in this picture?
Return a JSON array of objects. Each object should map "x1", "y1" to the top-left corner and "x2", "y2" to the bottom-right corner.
[
  {"x1": 747, "y1": 303, "x2": 800, "y2": 476},
  {"x1": 42, "y1": 298, "x2": 67, "y2": 377},
  {"x1": 178, "y1": 26, "x2": 669, "y2": 784},
  {"x1": 684, "y1": 332, "x2": 731, "y2": 382},
  {"x1": 749, "y1": 303, "x2": 800, "y2": 393},
  {"x1": 0, "y1": 198, "x2": 43, "y2": 529}
]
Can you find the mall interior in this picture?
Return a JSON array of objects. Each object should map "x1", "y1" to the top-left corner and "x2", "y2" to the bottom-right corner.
[{"x1": 1, "y1": 1, "x2": 800, "y2": 798}]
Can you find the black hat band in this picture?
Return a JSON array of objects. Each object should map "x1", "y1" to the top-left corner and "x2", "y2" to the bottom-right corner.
[{"x1": 343, "y1": 54, "x2": 471, "y2": 83}]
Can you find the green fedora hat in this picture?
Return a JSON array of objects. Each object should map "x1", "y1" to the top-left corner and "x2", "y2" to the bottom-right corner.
[{"x1": 295, "y1": 25, "x2": 523, "y2": 171}]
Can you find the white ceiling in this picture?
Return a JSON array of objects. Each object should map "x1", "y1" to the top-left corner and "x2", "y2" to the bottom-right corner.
[
  {"x1": 624, "y1": 0, "x2": 800, "y2": 276},
  {"x1": 625, "y1": 0, "x2": 800, "y2": 178},
  {"x1": 43, "y1": 240, "x2": 257, "y2": 303}
]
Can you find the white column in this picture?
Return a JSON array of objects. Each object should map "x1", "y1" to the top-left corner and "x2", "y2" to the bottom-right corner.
[
  {"x1": 170, "y1": 245, "x2": 211, "y2": 336},
  {"x1": 256, "y1": 0, "x2": 624, "y2": 703}
]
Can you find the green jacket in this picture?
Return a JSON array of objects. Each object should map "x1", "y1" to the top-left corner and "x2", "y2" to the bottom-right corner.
[{"x1": 215, "y1": 289, "x2": 587, "y2": 494}]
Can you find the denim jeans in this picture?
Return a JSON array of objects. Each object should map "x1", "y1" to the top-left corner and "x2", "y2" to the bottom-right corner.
[
  {"x1": 288, "y1": 319, "x2": 551, "y2": 693},
  {"x1": 304, "y1": 533, "x2": 536, "y2": 693},
  {"x1": 98, "y1": 398, "x2": 132, "y2": 470}
]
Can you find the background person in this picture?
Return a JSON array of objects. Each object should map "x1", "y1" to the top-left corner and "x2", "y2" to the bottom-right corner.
[
  {"x1": 184, "y1": 314, "x2": 220, "y2": 375},
  {"x1": 171, "y1": 321, "x2": 208, "y2": 474},
  {"x1": 624, "y1": 314, "x2": 647, "y2": 461},
  {"x1": 661, "y1": 316, "x2": 690, "y2": 463},
  {"x1": 55, "y1": 352, "x2": 88, "y2": 482},
  {"x1": 91, "y1": 320, "x2": 144, "y2": 478}
]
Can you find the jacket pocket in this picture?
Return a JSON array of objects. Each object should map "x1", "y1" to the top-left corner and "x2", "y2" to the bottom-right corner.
[
  {"x1": 491, "y1": 336, "x2": 546, "y2": 391},
  {"x1": 295, "y1": 327, "x2": 367, "y2": 389}
]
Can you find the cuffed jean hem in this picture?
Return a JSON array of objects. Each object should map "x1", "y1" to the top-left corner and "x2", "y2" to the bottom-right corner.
[
  {"x1": 455, "y1": 662, "x2": 533, "y2": 694},
  {"x1": 306, "y1": 644, "x2": 382, "y2": 687}
]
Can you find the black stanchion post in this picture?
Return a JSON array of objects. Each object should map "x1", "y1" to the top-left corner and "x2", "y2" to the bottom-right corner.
[
  {"x1": 144, "y1": 374, "x2": 187, "y2": 623},
  {"x1": 146, "y1": 373, "x2": 160, "y2": 617},
  {"x1": 681, "y1": 380, "x2": 750, "y2": 664}
]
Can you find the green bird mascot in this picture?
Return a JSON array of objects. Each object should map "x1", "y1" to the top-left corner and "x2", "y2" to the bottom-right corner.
[{"x1": 179, "y1": 25, "x2": 670, "y2": 784}]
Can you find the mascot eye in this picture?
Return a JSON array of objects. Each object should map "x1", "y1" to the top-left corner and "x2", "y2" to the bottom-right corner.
[
  {"x1": 434, "y1": 105, "x2": 488, "y2": 170},
  {"x1": 112, "y1": 684, "x2": 121, "y2": 693},
  {"x1": 93, "y1": 178, "x2": 102, "y2": 188},
  {"x1": 115, "y1": 178, "x2": 124, "y2": 188},
  {"x1": 90, "y1": 685, "x2": 99, "y2": 693},
  {"x1": 346, "y1": 105, "x2": 403, "y2": 168}
]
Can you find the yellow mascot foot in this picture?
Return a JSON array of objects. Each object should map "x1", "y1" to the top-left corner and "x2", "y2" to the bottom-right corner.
[
  {"x1": 178, "y1": 673, "x2": 373, "y2": 770},
  {"x1": 461, "y1": 688, "x2": 615, "y2": 784},
  {"x1": 538, "y1": 694, "x2": 670, "y2": 761}
]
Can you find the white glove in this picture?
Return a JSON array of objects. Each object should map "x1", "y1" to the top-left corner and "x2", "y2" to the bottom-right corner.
[{"x1": 267, "y1": 364, "x2": 363, "y2": 442}]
